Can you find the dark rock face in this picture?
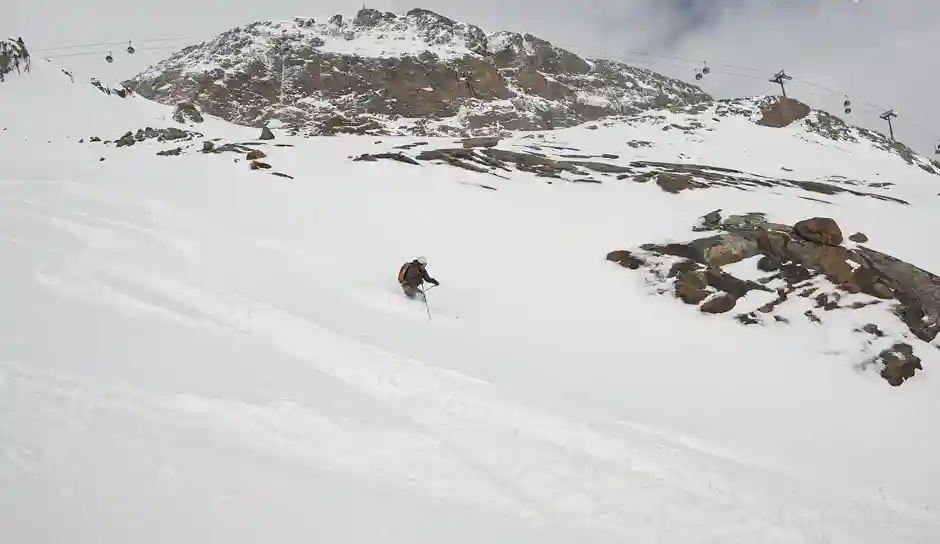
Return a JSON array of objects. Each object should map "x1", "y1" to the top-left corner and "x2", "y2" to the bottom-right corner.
[
  {"x1": 756, "y1": 97, "x2": 811, "y2": 128},
  {"x1": 126, "y1": 8, "x2": 710, "y2": 136}
]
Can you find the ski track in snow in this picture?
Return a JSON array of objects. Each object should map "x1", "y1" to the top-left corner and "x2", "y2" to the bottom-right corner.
[
  {"x1": 2, "y1": 59, "x2": 940, "y2": 543},
  {"x1": 0, "y1": 179, "x2": 932, "y2": 543}
]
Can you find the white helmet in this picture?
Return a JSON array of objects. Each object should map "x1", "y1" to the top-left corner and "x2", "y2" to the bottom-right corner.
[{"x1": 415, "y1": 256, "x2": 427, "y2": 266}]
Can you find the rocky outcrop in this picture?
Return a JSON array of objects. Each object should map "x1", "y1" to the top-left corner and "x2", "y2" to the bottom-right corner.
[
  {"x1": 756, "y1": 97, "x2": 811, "y2": 128},
  {"x1": 126, "y1": 8, "x2": 710, "y2": 136},
  {"x1": 108, "y1": 127, "x2": 203, "y2": 147},
  {"x1": 90, "y1": 78, "x2": 134, "y2": 98},
  {"x1": 172, "y1": 101, "x2": 204, "y2": 124},
  {"x1": 0, "y1": 37, "x2": 30, "y2": 82},
  {"x1": 608, "y1": 213, "x2": 940, "y2": 386},
  {"x1": 355, "y1": 140, "x2": 912, "y2": 206}
]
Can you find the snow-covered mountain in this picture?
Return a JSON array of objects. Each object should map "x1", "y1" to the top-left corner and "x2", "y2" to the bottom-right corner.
[
  {"x1": 126, "y1": 8, "x2": 710, "y2": 136},
  {"x1": 3, "y1": 55, "x2": 940, "y2": 543}
]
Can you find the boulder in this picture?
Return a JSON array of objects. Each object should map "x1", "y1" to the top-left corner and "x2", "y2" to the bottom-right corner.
[
  {"x1": 701, "y1": 294, "x2": 737, "y2": 314},
  {"x1": 849, "y1": 232, "x2": 869, "y2": 243},
  {"x1": 702, "y1": 209, "x2": 722, "y2": 225},
  {"x1": 202, "y1": 141, "x2": 215, "y2": 152},
  {"x1": 259, "y1": 127, "x2": 275, "y2": 140},
  {"x1": 606, "y1": 250, "x2": 645, "y2": 270},
  {"x1": 875, "y1": 343, "x2": 923, "y2": 386},
  {"x1": 793, "y1": 217, "x2": 843, "y2": 246},
  {"x1": 246, "y1": 149, "x2": 267, "y2": 160},
  {"x1": 250, "y1": 160, "x2": 272, "y2": 170}
]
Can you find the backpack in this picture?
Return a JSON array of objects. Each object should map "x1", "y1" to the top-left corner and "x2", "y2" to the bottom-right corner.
[{"x1": 398, "y1": 262, "x2": 410, "y2": 284}]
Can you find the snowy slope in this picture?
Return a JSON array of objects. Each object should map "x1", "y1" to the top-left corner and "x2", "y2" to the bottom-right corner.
[{"x1": 2, "y1": 59, "x2": 940, "y2": 543}]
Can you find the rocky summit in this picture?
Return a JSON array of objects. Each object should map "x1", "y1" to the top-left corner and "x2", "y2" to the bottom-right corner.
[{"x1": 126, "y1": 8, "x2": 710, "y2": 136}]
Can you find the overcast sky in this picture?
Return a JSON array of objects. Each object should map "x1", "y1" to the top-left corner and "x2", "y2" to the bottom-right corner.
[{"x1": 6, "y1": 0, "x2": 938, "y2": 153}]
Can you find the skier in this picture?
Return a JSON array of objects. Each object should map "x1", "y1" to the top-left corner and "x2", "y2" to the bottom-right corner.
[{"x1": 398, "y1": 256, "x2": 439, "y2": 300}]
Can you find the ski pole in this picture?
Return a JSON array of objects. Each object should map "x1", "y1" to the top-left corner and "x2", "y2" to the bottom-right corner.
[{"x1": 421, "y1": 284, "x2": 434, "y2": 321}]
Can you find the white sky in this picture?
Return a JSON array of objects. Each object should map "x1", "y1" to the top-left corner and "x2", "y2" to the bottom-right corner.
[{"x1": 5, "y1": 0, "x2": 938, "y2": 154}]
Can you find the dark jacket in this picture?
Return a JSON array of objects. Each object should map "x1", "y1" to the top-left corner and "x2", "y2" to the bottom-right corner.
[{"x1": 399, "y1": 261, "x2": 436, "y2": 287}]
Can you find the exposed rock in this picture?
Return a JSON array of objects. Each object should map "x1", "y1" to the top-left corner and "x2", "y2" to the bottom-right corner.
[
  {"x1": 849, "y1": 232, "x2": 869, "y2": 243},
  {"x1": 202, "y1": 141, "x2": 215, "y2": 152},
  {"x1": 460, "y1": 137, "x2": 500, "y2": 148},
  {"x1": 395, "y1": 142, "x2": 429, "y2": 150},
  {"x1": 126, "y1": 11, "x2": 712, "y2": 136},
  {"x1": 675, "y1": 270, "x2": 710, "y2": 305},
  {"x1": 667, "y1": 259, "x2": 699, "y2": 278},
  {"x1": 643, "y1": 233, "x2": 759, "y2": 267},
  {"x1": 115, "y1": 132, "x2": 136, "y2": 147},
  {"x1": 854, "y1": 246, "x2": 940, "y2": 342},
  {"x1": 112, "y1": 127, "x2": 203, "y2": 148},
  {"x1": 607, "y1": 209, "x2": 940, "y2": 386},
  {"x1": 655, "y1": 173, "x2": 706, "y2": 193},
  {"x1": 858, "y1": 323, "x2": 885, "y2": 337},
  {"x1": 794, "y1": 217, "x2": 843, "y2": 246},
  {"x1": 606, "y1": 250, "x2": 645, "y2": 270},
  {"x1": 703, "y1": 267, "x2": 766, "y2": 297},
  {"x1": 756, "y1": 97, "x2": 811, "y2": 128},
  {"x1": 156, "y1": 147, "x2": 182, "y2": 156},
  {"x1": 566, "y1": 161, "x2": 632, "y2": 174},
  {"x1": 354, "y1": 152, "x2": 421, "y2": 165},
  {"x1": 259, "y1": 127, "x2": 275, "y2": 140},
  {"x1": 757, "y1": 255, "x2": 780, "y2": 272},
  {"x1": 703, "y1": 209, "x2": 722, "y2": 225},
  {"x1": 736, "y1": 312, "x2": 761, "y2": 325},
  {"x1": 172, "y1": 101, "x2": 204, "y2": 124},
  {"x1": 872, "y1": 343, "x2": 923, "y2": 386},
  {"x1": 246, "y1": 149, "x2": 267, "y2": 160},
  {"x1": 701, "y1": 294, "x2": 737, "y2": 314}
]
